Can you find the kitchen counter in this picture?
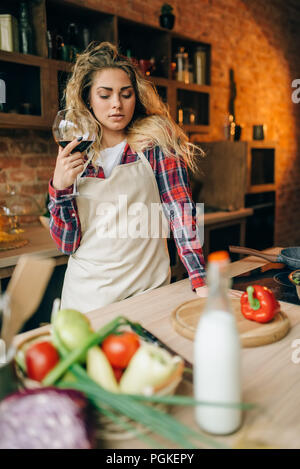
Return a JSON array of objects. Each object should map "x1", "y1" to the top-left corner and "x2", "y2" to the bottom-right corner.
[
  {"x1": 0, "y1": 207, "x2": 253, "y2": 279},
  {"x1": 0, "y1": 224, "x2": 67, "y2": 280},
  {"x1": 15, "y1": 247, "x2": 300, "y2": 449}
]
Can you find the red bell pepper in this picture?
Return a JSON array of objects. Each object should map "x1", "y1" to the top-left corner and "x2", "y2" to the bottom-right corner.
[{"x1": 240, "y1": 285, "x2": 280, "y2": 323}]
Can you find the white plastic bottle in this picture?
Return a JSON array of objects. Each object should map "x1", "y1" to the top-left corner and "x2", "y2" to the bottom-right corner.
[{"x1": 194, "y1": 250, "x2": 242, "y2": 435}]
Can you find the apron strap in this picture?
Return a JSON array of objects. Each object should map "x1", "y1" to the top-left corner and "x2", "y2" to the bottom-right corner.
[
  {"x1": 137, "y1": 151, "x2": 158, "y2": 183},
  {"x1": 137, "y1": 151, "x2": 169, "y2": 227},
  {"x1": 77, "y1": 149, "x2": 95, "y2": 183}
]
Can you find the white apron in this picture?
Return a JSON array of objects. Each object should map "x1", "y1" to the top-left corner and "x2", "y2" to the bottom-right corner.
[{"x1": 61, "y1": 152, "x2": 171, "y2": 313}]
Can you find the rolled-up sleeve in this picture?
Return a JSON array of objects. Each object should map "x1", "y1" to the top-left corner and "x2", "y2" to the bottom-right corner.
[
  {"x1": 153, "y1": 147, "x2": 206, "y2": 289},
  {"x1": 48, "y1": 180, "x2": 81, "y2": 254}
]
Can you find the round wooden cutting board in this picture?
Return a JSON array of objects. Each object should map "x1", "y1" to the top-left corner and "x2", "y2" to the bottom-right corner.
[{"x1": 171, "y1": 298, "x2": 290, "y2": 347}]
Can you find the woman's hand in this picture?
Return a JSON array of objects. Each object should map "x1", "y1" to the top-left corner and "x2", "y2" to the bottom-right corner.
[
  {"x1": 53, "y1": 138, "x2": 86, "y2": 190},
  {"x1": 195, "y1": 286, "x2": 242, "y2": 299},
  {"x1": 195, "y1": 286, "x2": 208, "y2": 297}
]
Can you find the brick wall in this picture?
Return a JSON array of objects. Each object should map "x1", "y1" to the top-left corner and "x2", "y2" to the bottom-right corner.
[
  {"x1": 0, "y1": 129, "x2": 55, "y2": 223},
  {"x1": 0, "y1": 0, "x2": 299, "y2": 244}
]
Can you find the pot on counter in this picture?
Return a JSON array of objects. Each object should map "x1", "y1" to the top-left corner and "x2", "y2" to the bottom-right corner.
[
  {"x1": 288, "y1": 270, "x2": 300, "y2": 301},
  {"x1": 229, "y1": 246, "x2": 300, "y2": 270}
]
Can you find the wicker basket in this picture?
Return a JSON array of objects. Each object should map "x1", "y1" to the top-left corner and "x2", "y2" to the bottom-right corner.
[{"x1": 15, "y1": 330, "x2": 184, "y2": 441}]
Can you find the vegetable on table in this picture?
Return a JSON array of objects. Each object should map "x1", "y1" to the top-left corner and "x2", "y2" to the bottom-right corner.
[
  {"x1": 25, "y1": 341, "x2": 60, "y2": 382},
  {"x1": 240, "y1": 285, "x2": 280, "y2": 323},
  {"x1": 53, "y1": 308, "x2": 93, "y2": 362},
  {"x1": 112, "y1": 367, "x2": 123, "y2": 382},
  {"x1": 43, "y1": 316, "x2": 128, "y2": 386},
  {"x1": 291, "y1": 271, "x2": 300, "y2": 285},
  {"x1": 119, "y1": 343, "x2": 179, "y2": 394},
  {"x1": 102, "y1": 331, "x2": 140, "y2": 369},
  {"x1": 24, "y1": 315, "x2": 252, "y2": 449},
  {"x1": 86, "y1": 346, "x2": 119, "y2": 393},
  {"x1": 0, "y1": 388, "x2": 95, "y2": 449}
]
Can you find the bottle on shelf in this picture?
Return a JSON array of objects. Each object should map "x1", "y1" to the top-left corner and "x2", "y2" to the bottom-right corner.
[
  {"x1": 175, "y1": 47, "x2": 189, "y2": 84},
  {"x1": 194, "y1": 46, "x2": 206, "y2": 85},
  {"x1": 18, "y1": 1, "x2": 34, "y2": 55},
  {"x1": 177, "y1": 101, "x2": 183, "y2": 125},
  {"x1": 46, "y1": 30, "x2": 53, "y2": 59},
  {"x1": 194, "y1": 250, "x2": 242, "y2": 435},
  {"x1": 56, "y1": 34, "x2": 64, "y2": 61},
  {"x1": 126, "y1": 49, "x2": 139, "y2": 68},
  {"x1": 170, "y1": 60, "x2": 177, "y2": 80},
  {"x1": 67, "y1": 23, "x2": 79, "y2": 62},
  {"x1": 82, "y1": 27, "x2": 90, "y2": 50},
  {"x1": 0, "y1": 14, "x2": 19, "y2": 52}
]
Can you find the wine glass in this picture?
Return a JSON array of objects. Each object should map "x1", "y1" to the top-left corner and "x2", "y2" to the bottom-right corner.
[{"x1": 52, "y1": 109, "x2": 97, "y2": 197}]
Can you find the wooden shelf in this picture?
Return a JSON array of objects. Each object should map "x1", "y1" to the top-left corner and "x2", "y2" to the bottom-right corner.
[
  {"x1": 0, "y1": 50, "x2": 48, "y2": 67},
  {"x1": 0, "y1": 50, "x2": 74, "y2": 72},
  {"x1": 248, "y1": 140, "x2": 278, "y2": 148},
  {"x1": 246, "y1": 142, "x2": 276, "y2": 193},
  {"x1": 0, "y1": 112, "x2": 50, "y2": 129},
  {"x1": 182, "y1": 124, "x2": 211, "y2": 134},
  {"x1": 247, "y1": 184, "x2": 276, "y2": 194},
  {"x1": 0, "y1": 0, "x2": 212, "y2": 132},
  {"x1": 150, "y1": 77, "x2": 210, "y2": 93},
  {"x1": 175, "y1": 81, "x2": 211, "y2": 94}
]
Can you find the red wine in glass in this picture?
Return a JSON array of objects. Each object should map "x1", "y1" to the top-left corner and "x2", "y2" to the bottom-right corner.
[
  {"x1": 52, "y1": 109, "x2": 97, "y2": 197},
  {"x1": 58, "y1": 140, "x2": 94, "y2": 153}
]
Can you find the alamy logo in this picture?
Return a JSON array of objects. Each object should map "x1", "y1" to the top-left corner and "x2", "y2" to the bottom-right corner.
[
  {"x1": 94, "y1": 198, "x2": 205, "y2": 247},
  {"x1": 0, "y1": 79, "x2": 6, "y2": 104},
  {"x1": 291, "y1": 79, "x2": 300, "y2": 104},
  {"x1": 291, "y1": 339, "x2": 300, "y2": 364}
]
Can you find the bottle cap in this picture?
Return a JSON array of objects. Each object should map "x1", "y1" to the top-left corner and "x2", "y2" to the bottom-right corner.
[{"x1": 208, "y1": 250, "x2": 230, "y2": 263}]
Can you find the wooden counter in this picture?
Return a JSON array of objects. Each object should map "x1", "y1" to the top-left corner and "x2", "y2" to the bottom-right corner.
[
  {"x1": 0, "y1": 224, "x2": 67, "y2": 281},
  {"x1": 0, "y1": 208, "x2": 252, "y2": 282},
  {"x1": 15, "y1": 247, "x2": 300, "y2": 449}
]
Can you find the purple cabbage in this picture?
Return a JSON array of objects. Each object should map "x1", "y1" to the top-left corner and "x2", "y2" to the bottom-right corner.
[{"x1": 0, "y1": 387, "x2": 96, "y2": 449}]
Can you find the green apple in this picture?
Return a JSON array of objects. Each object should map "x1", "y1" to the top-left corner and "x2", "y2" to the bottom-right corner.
[{"x1": 53, "y1": 308, "x2": 93, "y2": 362}]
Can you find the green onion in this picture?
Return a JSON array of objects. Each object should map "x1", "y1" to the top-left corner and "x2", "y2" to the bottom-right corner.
[
  {"x1": 120, "y1": 393, "x2": 256, "y2": 410},
  {"x1": 58, "y1": 373, "x2": 227, "y2": 449},
  {"x1": 85, "y1": 395, "x2": 164, "y2": 448},
  {"x1": 54, "y1": 331, "x2": 228, "y2": 448}
]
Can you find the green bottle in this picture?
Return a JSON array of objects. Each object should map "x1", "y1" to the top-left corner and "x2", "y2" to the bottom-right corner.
[{"x1": 19, "y1": 1, "x2": 34, "y2": 54}]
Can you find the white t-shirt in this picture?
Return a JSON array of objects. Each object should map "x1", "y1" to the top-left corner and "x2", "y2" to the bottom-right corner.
[{"x1": 95, "y1": 140, "x2": 127, "y2": 178}]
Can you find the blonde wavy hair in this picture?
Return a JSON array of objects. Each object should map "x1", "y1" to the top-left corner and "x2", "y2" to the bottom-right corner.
[{"x1": 64, "y1": 41, "x2": 203, "y2": 172}]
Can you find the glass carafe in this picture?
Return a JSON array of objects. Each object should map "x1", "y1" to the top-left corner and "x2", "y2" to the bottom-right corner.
[{"x1": 0, "y1": 185, "x2": 43, "y2": 250}]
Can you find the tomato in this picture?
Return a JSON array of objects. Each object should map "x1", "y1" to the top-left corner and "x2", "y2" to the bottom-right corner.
[
  {"x1": 102, "y1": 332, "x2": 140, "y2": 369},
  {"x1": 25, "y1": 341, "x2": 60, "y2": 382},
  {"x1": 112, "y1": 367, "x2": 123, "y2": 382}
]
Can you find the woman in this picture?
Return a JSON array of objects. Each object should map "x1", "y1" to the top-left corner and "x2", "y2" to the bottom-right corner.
[{"x1": 49, "y1": 41, "x2": 206, "y2": 313}]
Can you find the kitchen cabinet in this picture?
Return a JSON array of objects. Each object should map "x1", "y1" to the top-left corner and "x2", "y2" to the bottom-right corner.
[
  {"x1": 191, "y1": 140, "x2": 277, "y2": 252},
  {"x1": 0, "y1": 0, "x2": 211, "y2": 136}
]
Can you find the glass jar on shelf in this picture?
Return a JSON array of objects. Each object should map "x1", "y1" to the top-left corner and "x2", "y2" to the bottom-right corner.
[
  {"x1": 194, "y1": 46, "x2": 206, "y2": 85},
  {"x1": 0, "y1": 185, "x2": 43, "y2": 251},
  {"x1": 175, "y1": 47, "x2": 189, "y2": 84}
]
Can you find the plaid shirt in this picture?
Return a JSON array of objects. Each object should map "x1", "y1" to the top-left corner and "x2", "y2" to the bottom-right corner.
[{"x1": 48, "y1": 144, "x2": 206, "y2": 290}]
